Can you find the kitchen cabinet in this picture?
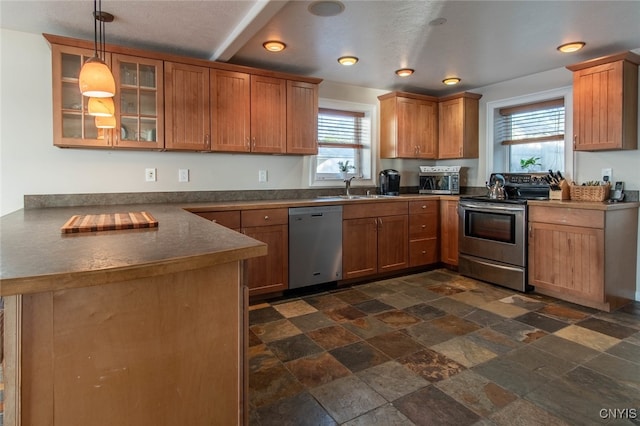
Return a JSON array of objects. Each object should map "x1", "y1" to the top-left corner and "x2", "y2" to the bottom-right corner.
[
  {"x1": 241, "y1": 208, "x2": 289, "y2": 296},
  {"x1": 568, "y1": 51, "x2": 640, "y2": 151},
  {"x1": 528, "y1": 203, "x2": 638, "y2": 311},
  {"x1": 342, "y1": 202, "x2": 409, "y2": 279},
  {"x1": 378, "y1": 92, "x2": 438, "y2": 159},
  {"x1": 409, "y1": 200, "x2": 439, "y2": 267},
  {"x1": 193, "y1": 210, "x2": 241, "y2": 231},
  {"x1": 438, "y1": 92, "x2": 482, "y2": 159},
  {"x1": 250, "y1": 75, "x2": 287, "y2": 154},
  {"x1": 112, "y1": 54, "x2": 164, "y2": 150},
  {"x1": 164, "y1": 61, "x2": 211, "y2": 151},
  {"x1": 286, "y1": 80, "x2": 319, "y2": 154},
  {"x1": 51, "y1": 44, "x2": 113, "y2": 148},
  {"x1": 210, "y1": 70, "x2": 251, "y2": 152},
  {"x1": 440, "y1": 199, "x2": 459, "y2": 266}
]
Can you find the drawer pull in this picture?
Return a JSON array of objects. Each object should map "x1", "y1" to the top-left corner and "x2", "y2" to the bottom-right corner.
[
  {"x1": 421, "y1": 205, "x2": 426, "y2": 209},
  {"x1": 422, "y1": 250, "x2": 426, "y2": 254},
  {"x1": 264, "y1": 215, "x2": 270, "y2": 220},
  {"x1": 421, "y1": 225, "x2": 426, "y2": 228}
]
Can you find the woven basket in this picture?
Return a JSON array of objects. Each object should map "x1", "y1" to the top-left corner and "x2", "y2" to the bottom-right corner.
[{"x1": 569, "y1": 184, "x2": 610, "y2": 201}]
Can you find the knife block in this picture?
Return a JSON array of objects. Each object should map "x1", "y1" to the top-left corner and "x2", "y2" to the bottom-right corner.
[{"x1": 549, "y1": 179, "x2": 570, "y2": 200}]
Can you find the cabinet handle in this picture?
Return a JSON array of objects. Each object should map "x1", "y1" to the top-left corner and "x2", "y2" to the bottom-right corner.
[
  {"x1": 205, "y1": 134, "x2": 210, "y2": 148},
  {"x1": 421, "y1": 250, "x2": 426, "y2": 254},
  {"x1": 573, "y1": 135, "x2": 577, "y2": 149},
  {"x1": 246, "y1": 137, "x2": 250, "y2": 149},
  {"x1": 264, "y1": 215, "x2": 270, "y2": 221},
  {"x1": 421, "y1": 224, "x2": 426, "y2": 229},
  {"x1": 378, "y1": 218, "x2": 383, "y2": 227},
  {"x1": 421, "y1": 205, "x2": 426, "y2": 209},
  {"x1": 252, "y1": 137, "x2": 256, "y2": 149},
  {"x1": 528, "y1": 224, "x2": 532, "y2": 239}
]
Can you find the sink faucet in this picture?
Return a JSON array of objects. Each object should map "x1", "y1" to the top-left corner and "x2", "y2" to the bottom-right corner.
[{"x1": 344, "y1": 176, "x2": 356, "y2": 196}]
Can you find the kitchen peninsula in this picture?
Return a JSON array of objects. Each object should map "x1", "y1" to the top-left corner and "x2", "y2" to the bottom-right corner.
[{"x1": 0, "y1": 204, "x2": 266, "y2": 425}]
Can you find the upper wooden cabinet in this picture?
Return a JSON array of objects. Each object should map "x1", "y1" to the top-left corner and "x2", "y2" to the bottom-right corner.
[
  {"x1": 567, "y1": 51, "x2": 640, "y2": 151},
  {"x1": 287, "y1": 80, "x2": 319, "y2": 155},
  {"x1": 250, "y1": 76, "x2": 287, "y2": 154},
  {"x1": 379, "y1": 92, "x2": 438, "y2": 159},
  {"x1": 438, "y1": 92, "x2": 482, "y2": 159},
  {"x1": 164, "y1": 61, "x2": 211, "y2": 151},
  {"x1": 211, "y1": 70, "x2": 251, "y2": 152}
]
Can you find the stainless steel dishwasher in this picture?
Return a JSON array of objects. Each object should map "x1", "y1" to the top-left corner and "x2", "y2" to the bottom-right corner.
[{"x1": 288, "y1": 205, "x2": 343, "y2": 289}]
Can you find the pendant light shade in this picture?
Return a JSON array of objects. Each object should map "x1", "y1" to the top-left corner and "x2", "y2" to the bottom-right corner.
[
  {"x1": 80, "y1": 58, "x2": 116, "y2": 97},
  {"x1": 95, "y1": 115, "x2": 116, "y2": 129},
  {"x1": 88, "y1": 96, "x2": 115, "y2": 116}
]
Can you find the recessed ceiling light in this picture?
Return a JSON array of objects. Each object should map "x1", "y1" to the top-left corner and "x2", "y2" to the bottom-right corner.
[
  {"x1": 442, "y1": 77, "x2": 461, "y2": 85},
  {"x1": 308, "y1": 0, "x2": 345, "y2": 17},
  {"x1": 429, "y1": 17, "x2": 447, "y2": 26},
  {"x1": 395, "y1": 68, "x2": 414, "y2": 77},
  {"x1": 338, "y1": 56, "x2": 358, "y2": 66},
  {"x1": 263, "y1": 41, "x2": 286, "y2": 52},
  {"x1": 557, "y1": 41, "x2": 586, "y2": 53}
]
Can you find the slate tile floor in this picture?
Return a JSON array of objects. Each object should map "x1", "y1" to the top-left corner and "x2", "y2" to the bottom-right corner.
[{"x1": 248, "y1": 269, "x2": 640, "y2": 425}]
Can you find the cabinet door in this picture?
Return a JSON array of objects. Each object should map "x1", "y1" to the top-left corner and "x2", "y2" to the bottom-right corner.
[
  {"x1": 415, "y1": 100, "x2": 438, "y2": 158},
  {"x1": 396, "y1": 97, "x2": 421, "y2": 157},
  {"x1": 112, "y1": 54, "x2": 164, "y2": 149},
  {"x1": 378, "y1": 214, "x2": 409, "y2": 272},
  {"x1": 342, "y1": 217, "x2": 378, "y2": 279},
  {"x1": 211, "y1": 70, "x2": 251, "y2": 152},
  {"x1": 52, "y1": 45, "x2": 112, "y2": 147},
  {"x1": 440, "y1": 200, "x2": 459, "y2": 265},
  {"x1": 243, "y1": 224, "x2": 288, "y2": 296},
  {"x1": 529, "y1": 221, "x2": 604, "y2": 302},
  {"x1": 250, "y1": 75, "x2": 286, "y2": 153},
  {"x1": 164, "y1": 62, "x2": 210, "y2": 151},
  {"x1": 438, "y1": 98, "x2": 463, "y2": 158},
  {"x1": 286, "y1": 80, "x2": 318, "y2": 154},
  {"x1": 409, "y1": 204, "x2": 439, "y2": 267},
  {"x1": 573, "y1": 61, "x2": 625, "y2": 151}
]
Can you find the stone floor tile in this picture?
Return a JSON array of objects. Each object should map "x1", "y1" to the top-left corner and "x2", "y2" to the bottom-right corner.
[
  {"x1": 267, "y1": 333, "x2": 324, "y2": 362},
  {"x1": 400, "y1": 286, "x2": 442, "y2": 302},
  {"x1": 472, "y1": 357, "x2": 549, "y2": 397},
  {"x1": 367, "y1": 330, "x2": 425, "y2": 359},
  {"x1": 285, "y1": 352, "x2": 351, "y2": 389},
  {"x1": 249, "y1": 306, "x2": 285, "y2": 326},
  {"x1": 449, "y1": 289, "x2": 508, "y2": 307},
  {"x1": 427, "y1": 282, "x2": 467, "y2": 296},
  {"x1": 398, "y1": 348, "x2": 466, "y2": 383},
  {"x1": 530, "y1": 334, "x2": 600, "y2": 364},
  {"x1": 329, "y1": 341, "x2": 390, "y2": 373},
  {"x1": 425, "y1": 269, "x2": 461, "y2": 282},
  {"x1": 463, "y1": 308, "x2": 506, "y2": 327},
  {"x1": 306, "y1": 325, "x2": 361, "y2": 350},
  {"x1": 583, "y1": 353, "x2": 640, "y2": 391},
  {"x1": 490, "y1": 319, "x2": 547, "y2": 343},
  {"x1": 272, "y1": 299, "x2": 318, "y2": 318},
  {"x1": 288, "y1": 311, "x2": 335, "y2": 332},
  {"x1": 489, "y1": 398, "x2": 571, "y2": 426},
  {"x1": 403, "y1": 303, "x2": 447, "y2": 321},
  {"x1": 394, "y1": 386, "x2": 480, "y2": 426},
  {"x1": 303, "y1": 293, "x2": 349, "y2": 311},
  {"x1": 333, "y1": 288, "x2": 372, "y2": 305},
  {"x1": 576, "y1": 317, "x2": 639, "y2": 339},
  {"x1": 254, "y1": 391, "x2": 337, "y2": 426},
  {"x1": 404, "y1": 321, "x2": 457, "y2": 347},
  {"x1": 374, "y1": 310, "x2": 422, "y2": 328},
  {"x1": 356, "y1": 282, "x2": 398, "y2": 298},
  {"x1": 626, "y1": 331, "x2": 640, "y2": 346},
  {"x1": 431, "y1": 336, "x2": 498, "y2": 368},
  {"x1": 428, "y1": 297, "x2": 477, "y2": 316},
  {"x1": 250, "y1": 318, "x2": 302, "y2": 343},
  {"x1": 466, "y1": 328, "x2": 524, "y2": 355},
  {"x1": 377, "y1": 292, "x2": 423, "y2": 309},
  {"x1": 536, "y1": 304, "x2": 590, "y2": 323},
  {"x1": 248, "y1": 328, "x2": 262, "y2": 347},
  {"x1": 342, "y1": 316, "x2": 395, "y2": 339},
  {"x1": 498, "y1": 295, "x2": 547, "y2": 311},
  {"x1": 554, "y1": 324, "x2": 620, "y2": 352},
  {"x1": 357, "y1": 360, "x2": 429, "y2": 401},
  {"x1": 310, "y1": 375, "x2": 387, "y2": 424},
  {"x1": 341, "y1": 403, "x2": 415, "y2": 426},
  {"x1": 352, "y1": 299, "x2": 395, "y2": 314},
  {"x1": 480, "y1": 300, "x2": 531, "y2": 318},
  {"x1": 434, "y1": 370, "x2": 517, "y2": 417},
  {"x1": 606, "y1": 340, "x2": 640, "y2": 364},
  {"x1": 513, "y1": 311, "x2": 569, "y2": 333},
  {"x1": 248, "y1": 343, "x2": 280, "y2": 373},
  {"x1": 502, "y1": 345, "x2": 576, "y2": 379},
  {"x1": 429, "y1": 314, "x2": 482, "y2": 336},
  {"x1": 324, "y1": 305, "x2": 367, "y2": 323},
  {"x1": 381, "y1": 279, "x2": 421, "y2": 293},
  {"x1": 593, "y1": 310, "x2": 640, "y2": 331},
  {"x1": 249, "y1": 363, "x2": 305, "y2": 408}
]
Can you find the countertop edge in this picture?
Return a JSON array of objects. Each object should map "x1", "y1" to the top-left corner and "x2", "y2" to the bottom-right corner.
[{"x1": 527, "y1": 199, "x2": 640, "y2": 210}]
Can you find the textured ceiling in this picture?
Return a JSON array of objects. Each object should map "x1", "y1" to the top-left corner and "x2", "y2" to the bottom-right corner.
[{"x1": 2, "y1": 0, "x2": 640, "y2": 95}]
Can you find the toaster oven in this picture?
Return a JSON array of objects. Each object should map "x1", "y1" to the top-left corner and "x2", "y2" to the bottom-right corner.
[{"x1": 419, "y1": 166, "x2": 461, "y2": 195}]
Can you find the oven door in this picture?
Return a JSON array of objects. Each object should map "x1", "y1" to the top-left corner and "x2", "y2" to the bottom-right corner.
[{"x1": 458, "y1": 200, "x2": 526, "y2": 267}]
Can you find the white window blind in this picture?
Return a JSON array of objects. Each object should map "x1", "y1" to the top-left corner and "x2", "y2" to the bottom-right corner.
[{"x1": 497, "y1": 98, "x2": 565, "y2": 146}]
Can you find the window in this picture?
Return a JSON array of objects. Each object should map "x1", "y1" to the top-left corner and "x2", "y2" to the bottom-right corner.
[
  {"x1": 314, "y1": 107, "x2": 371, "y2": 180},
  {"x1": 496, "y1": 98, "x2": 565, "y2": 172}
]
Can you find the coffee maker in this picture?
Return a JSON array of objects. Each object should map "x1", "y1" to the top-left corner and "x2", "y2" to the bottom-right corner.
[{"x1": 379, "y1": 169, "x2": 401, "y2": 195}]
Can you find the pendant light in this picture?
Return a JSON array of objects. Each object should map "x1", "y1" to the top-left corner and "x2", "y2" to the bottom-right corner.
[
  {"x1": 79, "y1": 0, "x2": 116, "y2": 98},
  {"x1": 87, "y1": 96, "x2": 115, "y2": 116},
  {"x1": 95, "y1": 115, "x2": 116, "y2": 129}
]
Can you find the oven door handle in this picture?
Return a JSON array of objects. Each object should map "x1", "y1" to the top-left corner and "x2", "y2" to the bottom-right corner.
[{"x1": 459, "y1": 201, "x2": 525, "y2": 213}]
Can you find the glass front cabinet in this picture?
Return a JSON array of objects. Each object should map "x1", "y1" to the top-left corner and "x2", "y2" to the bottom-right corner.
[{"x1": 51, "y1": 45, "x2": 163, "y2": 150}]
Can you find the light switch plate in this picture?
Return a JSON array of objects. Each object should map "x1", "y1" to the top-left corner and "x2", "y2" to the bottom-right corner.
[
  {"x1": 145, "y1": 168, "x2": 156, "y2": 182},
  {"x1": 258, "y1": 170, "x2": 268, "y2": 183},
  {"x1": 178, "y1": 169, "x2": 189, "y2": 183}
]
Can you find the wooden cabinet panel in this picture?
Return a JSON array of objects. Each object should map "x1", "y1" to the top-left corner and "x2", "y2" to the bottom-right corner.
[
  {"x1": 343, "y1": 201, "x2": 408, "y2": 219},
  {"x1": 377, "y1": 215, "x2": 409, "y2": 273},
  {"x1": 242, "y1": 224, "x2": 288, "y2": 295},
  {"x1": 410, "y1": 239, "x2": 439, "y2": 267},
  {"x1": 241, "y1": 208, "x2": 288, "y2": 227},
  {"x1": 570, "y1": 55, "x2": 639, "y2": 151},
  {"x1": 250, "y1": 75, "x2": 286, "y2": 154},
  {"x1": 287, "y1": 80, "x2": 318, "y2": 154},
  {"x1": 112, "y1": 54, "x2": 164, "y2": 150},
  {"x1": 211, "y1": 70, "x2": 250, "y2": 152},
  {"x1": 342, "y1": 217, "x2": 378, "y2": 279},
  {"x1": 409, "y1": 200, "x2": 439, "y2": 267},
  {"x1": 440, "y1": 200, "x2": 459, "y2": 266},
  {"x1": 438, "y1": 93, "x2": 481, "y2": 159},
  {"x1": 194, "y1": 211, "x2": 241, "y2": 230},
  {"x1": 164, "y1": 62, "x2": 210, "y2": 151}
]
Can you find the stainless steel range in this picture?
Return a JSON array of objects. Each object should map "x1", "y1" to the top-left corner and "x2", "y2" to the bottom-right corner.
[{"x1": 458, "y1": 173, "x2": 550, "y2": 292}]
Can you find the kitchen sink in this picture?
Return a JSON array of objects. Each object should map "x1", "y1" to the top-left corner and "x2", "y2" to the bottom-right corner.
[{"x1": 316, "y1": 194, "x2": 399, "y2": 200}]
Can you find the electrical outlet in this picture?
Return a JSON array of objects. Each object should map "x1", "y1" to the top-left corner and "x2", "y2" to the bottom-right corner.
[
  {"x1": 601, "y1": 168, "x2": 612, "y2": 182},
  {"x1": 178, "y1": 169, "x2": 189, "y2": 183},
  {"x1": 258, "y1": 169, "x2": 268, "y2": 183},
  {"x1": 145, "y1": 168, "x2": 156, "y2": 182}
]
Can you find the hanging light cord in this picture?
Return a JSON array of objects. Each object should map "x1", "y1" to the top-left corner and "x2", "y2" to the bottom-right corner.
[{"x1": 92, "y1": 0, "x2": 98, "y2": 58}]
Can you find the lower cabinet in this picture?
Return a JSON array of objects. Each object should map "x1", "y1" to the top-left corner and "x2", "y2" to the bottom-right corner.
[
  {"x1": 440, "y1": 199, "x2": 459, "y2": 266},
  {"x1": 342, "y1": 202, "x2": 409, "y2": 280},
  {"x1": 409, "y1": 200, "x2": 439, "y2": 267},
  {"x1": 528, "y1": 204, "x2": 638, "y2": 311}
]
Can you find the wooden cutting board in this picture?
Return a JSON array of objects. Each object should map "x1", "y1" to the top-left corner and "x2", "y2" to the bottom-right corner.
[{"x1": 61, "y1": 211, "x2": 158, "y2": 234}]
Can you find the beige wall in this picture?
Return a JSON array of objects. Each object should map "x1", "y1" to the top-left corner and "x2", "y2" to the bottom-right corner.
[{"x1": 2, "y1": 29, "x2": 639, "y2": 298}]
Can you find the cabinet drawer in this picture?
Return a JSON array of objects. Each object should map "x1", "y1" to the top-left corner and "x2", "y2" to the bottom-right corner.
[
  {"x1": 409, "y1": 213, "x2": 438, "y2": 239},
  {"x1": 343, "y1": 201, "x2": 408, "y2": 219},
  {"x1": 410, "y1": 239, "x2": 439, "y2": 267},
  {"x1": 241, "y1": 208, "x2": 288, "y2": 227},
  {"x1": 195, "y1": 211, "x2": 241, "y2": 229},
  {"x1": 409, "y1": 200, "x2": 438, "y2": 215},
  {"x1": 529, "y1": 206, "x2": 604, "y2": 229}
]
